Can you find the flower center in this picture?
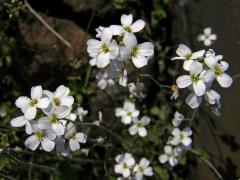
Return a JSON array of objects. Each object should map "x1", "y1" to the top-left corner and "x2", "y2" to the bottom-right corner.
[
  {"x1": 36, "y1": 132, "x2": 45, "y2": 141},
  {"x1": 139, "y1": 166, "x2": 145, "y2": 173},
  {"x1": 127, "y1": 112, "x2": 132, "y2": 116},
  {"x1": 191, "y1": 75, "x2": 200, "y2": 82},
  {"x1": 101, "y1": 43, "x2": 109, "y2": 53},
  {"x1": 123, "y1": 163, "x2": 128, "y2": 169},
  {"x1": 70, "y1": 132, "x2": 76, "y2": 140},
  {"x1": 186, "y1": 54, "x2": 192, "y2": 60},
  {"x1": 117, "y1": 35, "x2": 124, "y2": 46},
  {"x1": 50, "y1": 113, "x2": 59, "y2": 124},
  {"x1": 215, "y1": 66, "x2": 222, "y2": 76},
  {"x1": 123, "y1": 26, "x2": 132, "y2": 33},
  {"x1": 29, "y1": 99, "x2": 38, "y2": 107},
  {"x1": 131, "y1": 47, "x2": 139, "y2": 57},
  {"x1": 53, "y1": 98, "x2": 61, "y2": 106}
]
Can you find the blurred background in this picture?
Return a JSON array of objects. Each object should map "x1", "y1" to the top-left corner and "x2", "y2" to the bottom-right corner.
[{"x1": 0, "y1": 0, "x2": 239, "y2": 179}]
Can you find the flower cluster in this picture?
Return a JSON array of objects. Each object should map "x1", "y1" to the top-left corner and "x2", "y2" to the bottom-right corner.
[
  {"x1": 87, "y1": 14, "x2": 154, "y2": 88},
  {"x1": 115, "y1": 100, "x2": 150, "y2": 137},
  {"x1": 159, "y1": 111, "x2": 192, "y2": 166},
  {"x1": 114, "y1": 153, "x2": 153, "y2": 180},
  {"x1": 10, "y1": 85, "x2": 87, "y2": 153},
  {"x1": 172, "y1": 44, "x2": 233, "y2": 110}
]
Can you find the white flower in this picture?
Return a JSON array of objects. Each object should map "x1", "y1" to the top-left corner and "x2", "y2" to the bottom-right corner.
[
  {"x1": 95, "y1": 26, "x2": 105, "y2": 38},
  {"x1": 87, "y1": 28, "x2": 119, "y2": 68},
  {"x1": 128, "y1": 116, "x2": 150, "y2": 137},
  {"x1": 172, "y1": 44, "x2": 205, "y2": 71},
  {"x1": 10, "y1": 116, "x2": 33, "y2": 134},
  {"x1": 43, "y1": 85, "x2": 74, "y2": 108},
  {"x1": 204, "y1": 54, "x2": 233, "y2": 88},
  {"x1": 110, "y1": 14, "x2": 145, "y2": 35},
  {"x1": 198, "y1": 27, "x2": 217, "y2": 46},
  {"x1": 170, "y1": 127, "x2": 192, "y2": 147},
  {"x1": 128, "y1": 82, "x2": 146, "y2": 99},
  {"x1": 38, "y1": 106, "x2": 70, "y2": 136},
  {"x1": 133, "y1": 158, "x2": 153, "y2": 180},
  {"x1": 159, "y1": 145, "x2": 179, "y2": 166},
  {"x1": 185, "y1": 89, "x2": 221, "y2": 109},
  {"x1": 96, "y1": 71, "x2": 115, "y2": 89},
  {"x1": 176, "y1": 61, "x2": 206, "y2": 96},
  {"x1": 115, "y1": 101, "x2": 139, "y2": 124},
  {"x1": 114, "y1": 153, "x2": 135, "y2": 178},
  {"x1": 15, "y1": 85, "x2": 50, "y2": 119},
  {"x1": 124, "y1": 35, "x2": 154, "y2": 68},
  {"x1": 172, "y1": 111, "x2": 184, "y2": 127},
  {"x1": 66, "y1": 113, "x2": 77, "y2": 121},
  {"x1": 65, "y1": 122, "x2": 87, "y2": 151},
  {"x1": 24, "y1": 124, "x2": 55, "y2": 152},
  {"x1": 76, "y1": 107, "x2": 88, "y2": 122}
]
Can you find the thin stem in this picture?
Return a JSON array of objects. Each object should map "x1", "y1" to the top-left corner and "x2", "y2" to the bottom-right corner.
[
  {"x1": 139, "y1": 74, "x2": 172, "y2": 88},
  {"x1": 24, "y1": 0, "x2": 72, "y2": 48},
  {"x1": 202, "y1": 158, "x2": 223, "y2": 180},
  {"x1": 189, "y1": 109, "x2": 198, "y2": 127}
]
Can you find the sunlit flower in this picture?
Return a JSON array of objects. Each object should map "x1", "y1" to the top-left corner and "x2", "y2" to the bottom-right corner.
[
  {"x1": 133, "y1": 158, "x2": 153, "y2": 180},
  {"x1": 43, "y1": 85, "x2": 74, "y2": 108},
  {"x1": 15, "y1": 85, "x2": 49, "y2": 119},
  {"x1": 198, "y1": 27, "x2": 217, "y2": 46},
  {"x1": 87, "y1": 28, "x2": 119, "y2": 68},
  {"x1": 172, "y1": 44, "x2": 205, "y2": 71},
  {"x1": 114, "y1": 153, "x2": 135, "y2": 178},
  {"x1": 115, "y1": 100, "x2": 140, "y2": 124},
  {"x1": 65, "y1": 122, "x2": 87, "y2": 151},
  {"x1": 159, "y1": 145, "x2": 179, "y2": 166},
  {"x1": 128, "y1": 116, "x2": 150, "y2": 137},
  {"x1": 170, "y1": 127, "x2": 192, "y2": 147}
]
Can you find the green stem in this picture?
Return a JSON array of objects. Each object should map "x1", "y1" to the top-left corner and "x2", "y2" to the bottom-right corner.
[{"x1": 139, "y1": 74, "x2": 172, "y2": 88}]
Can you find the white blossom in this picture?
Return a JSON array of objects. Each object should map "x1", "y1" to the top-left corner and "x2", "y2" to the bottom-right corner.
[
  {"x1": 96, "y1": 71, "x2": 115, "y2": 89},
  {"x1": 10, "y1": 116, "x2": 33, "y2": 134},
  {"x1": 15, "y1": 85, "x2": 49, "y2": 119},
  {"x1": 172, "y1": 44, "x2": 205, "y2": 71},
  {"x1": 198, "y1": 27, "x2": 217, "y2": 46},
  {"x1": 172, "y1": 111, "x2": 184, "y2": 127},
  {"x1": 114, "y1": 153, "x2": 135, "y2": 178},
  {"x1": 115, "y1": 101, "x2": 139, "y2": 124},
  {"x1": 76, "y1": 107, "x2": 88, "y2": 122},
  {"x1": 87, "y1": 28, "x2": 119, "y2": 68},
  {"x1": 159, "y1": 145, "x2": 179, "y2": 166},
  {"x1": 133, "y1": 158, "x2": 153, "y2": 180},
  {"x1": 128, "y1": 116, "x2": 150, "y2": 137},
  {"x1": 170, "y1": 127, "x2": 192, "y2": 147}
]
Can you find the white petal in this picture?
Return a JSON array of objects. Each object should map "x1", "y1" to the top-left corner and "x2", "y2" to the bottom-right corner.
[
  {"x1": 182, "y1": 137, "x2": 192, "y2": 146},
  {"x1": 114, "y1": 164, "x2": 123, "y2": 174},
  {"x1": 164, "y1": 146, "x2": 172, "y2": 154},
  {"x1": 123, "y1": 32, "x2": 137, "y2": 49},
  {"x1": 61, "y1": 96, "x2": 74, "y2": 107},
  {"x1": 183, "y1": 60, "x2": 194, "y2": 71},
  {"x1": 36, "y1": 98, "x2": 49, "y2": 109},
  {"x1": 131, "y1": 19, "x2": 145, "y2": 32},
  {"x1": 121, "y1": 14, "x2": 133, "y2": 26},
  {"x1": 203, "y1": 70, "x2": 215, "y2": 83},
  {"x1": 25, "y1": 121, "x2": 33, "y2": 135},
  {"x1": 15, "y1": 96, "x2": 30, "y2": 109},
  {"x1": 55, "y1": 85, "x2": 70, "y2": 98},
  {"x1": 216, "y1": 73, "x2": 233, "y2": 88},
  {"x1": 41, "y1": 138, "x2": 55, "y2": 152},
  {"x1": 38, "y1": 117, "x2": 50, "y2": 129},
  {"x1": 189, "y1": 61, "x2": 203, "y2": 75},
  {"x1": 169, "y1": 157, "x2": 178, "y2": 166},
  {"x1": 172, "y1": 128, "x2": 181, "y2": 136},
  {"x1": 176, "y1": 44, "x2": 191, "y2": 57},
  {"x1": 210, "y1": 34, "x2": 217, "y2": 40},
  {"x1": 204, "y1": 27, "x2": 212, "y2": 35},
  {"x1": 220, "y1": 61, "x2": 229, "y2": 72},
  {"x1": 159, "y1": 155, "x2": 168, "y2": 163},
  {"x1": 139, "y1": 158, "x2": 149, "y2": 167},
  {"x1": 193, "y1": 81, "x2": 206, "y2": 96},
  {"x1": 109, "y1": 41, "x2": 119, "y2": 58},
  {"x1": 144, "y1": 167, "x2": 153, "y2": 176},
  {"x1": 135, "y1": 172, "x2": 143, "y2": 180},
  {"x1": 204, "y1": 56, "x2": 218, "y2": 69},
  {"x1": 185, "y1": 93, "x2": 202, "y2": 109},
  {"x1": 52, "y1": 123, "x2": 65, "y2": 136},
  {"x1": 31, "y1": 85, "x2": 42, "y2": 99},
  {"x1": 204, "y1": 89, "x2": 220, "y2": 105},
  {"x1": 138, "y1": 42, "x2": 154, "y2": 56},
  {"x1": 24, "y1": 107, "x2": 37, "y2": 120},
  {"x1": 132, "y1": 55, "x2": 148, "y2": 68},
  {"x1": 109, "y1": 25, "x2": 123, "y2": 35},
  {"x1": 96, "y1": 52, "x2": 110, "y2": 68},
  {"x1": 138, "y1": 127, "x2": 147, "y2": 137},
  {"x1": 129, "y1": 125, "x2": 138, "y2": 135},
  {"x1": 191, "y1": 50, "x2": 205, "y2": 59},
  {"x1": 204, "y1": 39, "x2": 212, "y2": 46},
  {"x1": 101, "y1": 28, "x2": 113, "y2": 43},
  {"x1": 176, "y1": 75, "x2": 192, "y2": 88},
  {"x1": 69, "y1": 139, "x2": 80, "y2": 151},
  {"x1": 122, "y1": 169, "x2": 131, "y2": 178},
  {"x1": 141, "y1": 116, "x2": 150, "y2": 125},
  {"x1": 25, "y1": 135, "x2": 40, "y2": 151},
  {"x1": 11, "y1": 116, "x2": 27, "y2": 127},
  {"x1": 75, "y1": 132, "x2": 87, "y2": 143},
  {"x1": 97, "y1": 79, "x2": 107, "y2": 89}
]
